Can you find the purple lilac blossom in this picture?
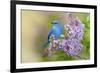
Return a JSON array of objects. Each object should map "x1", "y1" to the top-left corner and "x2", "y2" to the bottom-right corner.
[
  {"x1": 59, "y1": 38, "x2": 83, "y2": 56},
  {"x1": 47, "y1": 38, "x2": 59, "y2": 56},
  {"x1": 60, "y1": 17, "x2": 84, "y2": 56},
  {"x1": 64, "y1": 18, "x2": 84, "y2": 40}
]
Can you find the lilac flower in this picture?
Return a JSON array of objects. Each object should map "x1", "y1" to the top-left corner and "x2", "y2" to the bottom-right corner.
[
  {"x1": 47, "y1": 38, "x2": 59, "y2": 56},
  {"x1": 59, "y1": 38, "x2": 83, "y2": 56},
  {"x1": 61, "y1": 17, "x2": 84, "y2": 56},
  {"x1": 64, "y1": 17, "x2": 84, "y2": 40}
]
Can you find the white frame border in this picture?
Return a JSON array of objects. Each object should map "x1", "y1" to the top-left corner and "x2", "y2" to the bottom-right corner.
[{"x1": 16, "y1": 4, "x2": 94, "y2": 69}]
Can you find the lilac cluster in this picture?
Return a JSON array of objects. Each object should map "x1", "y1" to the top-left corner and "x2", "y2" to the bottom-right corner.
[
  {"x1": 64, "y1": 17, "x2": 84, "y2": 40},
  {"x1": 61, "y1": 17, "x2": 84, "y2": 56},
  {"x1": 59, "y1": 38, "x2": 83, "y2": 56},
  {"x1": 47, "y1": 37, "x2": 60, "y2": 56}
]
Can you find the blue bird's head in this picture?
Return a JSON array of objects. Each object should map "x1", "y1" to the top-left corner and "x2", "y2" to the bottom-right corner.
[{"x1": 51, "y1": 20, "x2": 60, "y2": 25}]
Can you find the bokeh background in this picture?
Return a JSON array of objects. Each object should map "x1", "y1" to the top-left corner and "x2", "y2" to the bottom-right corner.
[{"x1": 21, "y1": 10, "x2": 90, "y2": 63}]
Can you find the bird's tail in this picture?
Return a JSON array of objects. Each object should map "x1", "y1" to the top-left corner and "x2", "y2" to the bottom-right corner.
[
  {"x1": 36, "y1": 41, "x2": 50, "y2": 57},
  {"x1": 41, "y1": 41, "x2": 50, "y2": 49},
  {"x1": 41, "y1": 41, "x2": 50, "y2": 57}
]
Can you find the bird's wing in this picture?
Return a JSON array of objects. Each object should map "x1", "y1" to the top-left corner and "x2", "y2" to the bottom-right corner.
[{"x1": 48, "y1": 28, "x2": 53, "y2": 42}]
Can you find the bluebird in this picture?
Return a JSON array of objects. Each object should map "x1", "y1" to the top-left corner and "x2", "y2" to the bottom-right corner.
[
  {"x1": 48, "y1": 20, "x2": 62, "y2": 41},
  {"x1": 42, "y1": 20, "x2": 62, "y2": 48}
]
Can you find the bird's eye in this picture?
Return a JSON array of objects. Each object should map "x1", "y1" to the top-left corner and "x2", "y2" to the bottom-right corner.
[
  {"x1": 54, "y1": 22, "x2": 57, "y2": 24},
  {"x1": 51, "y1": 21, "x2": 58, "y2": 24}
]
